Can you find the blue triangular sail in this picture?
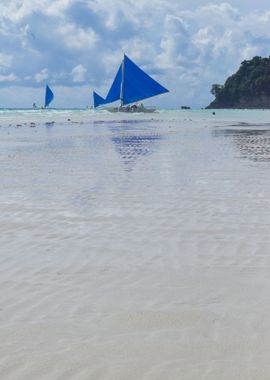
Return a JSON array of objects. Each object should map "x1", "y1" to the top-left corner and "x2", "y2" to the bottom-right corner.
[
  {"x1": 92, "y1": 55, "x2": 169, "y2": 108},
  {"x1": 93, "y1": 91, "x2": 106, "y2": 108},
  {"x1": 105, "y1": 64, "x2": 122, "y2": 104},
  {"x1": 44, "y1": 85, "x2": 54, "y2": 108},
  {"x1": 93, "y1": 65, "x2": 122, "y2": 108},
  {"x1": 122, "y1": 55, "x2": 169, "y2": 105}
]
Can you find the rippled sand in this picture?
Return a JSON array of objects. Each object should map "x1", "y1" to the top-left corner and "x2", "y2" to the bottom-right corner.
[{"x1": 1, "y1": 110, "x2": 270, "y2": 379}]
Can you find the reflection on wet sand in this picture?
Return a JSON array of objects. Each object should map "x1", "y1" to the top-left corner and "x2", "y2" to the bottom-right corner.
[
  {"x1": 214, "y1": 125, "x2": 270, "y2": 162},
  {"x1": 112, "y1": 134, "x2": 161, "y2": 169},
  {"x1": 96, "y1": 120, "x2": 162, "y2": 170}
]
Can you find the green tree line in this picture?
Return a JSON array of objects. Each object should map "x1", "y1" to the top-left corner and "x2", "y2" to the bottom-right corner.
[{"x1": 207, "y1": 56, "x2": 270, "y2": 108}]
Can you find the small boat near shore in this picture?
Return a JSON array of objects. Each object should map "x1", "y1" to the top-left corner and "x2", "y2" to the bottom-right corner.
[
  {"x1": 93, "y1": 55, "x2": 169, "y2": 113},
  {"x1": 32, "y1": 85, "x2": 54, "y2": 110}
]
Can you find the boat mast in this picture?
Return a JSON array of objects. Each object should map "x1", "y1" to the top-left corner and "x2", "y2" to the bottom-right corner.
[{"x1": 120, "y1": 55, "x2": 124, "y2": 107}]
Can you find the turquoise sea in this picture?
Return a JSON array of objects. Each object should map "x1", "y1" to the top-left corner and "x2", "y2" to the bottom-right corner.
[{"x1": 1, "y1": 107, "x2": 270, "y2": 124}]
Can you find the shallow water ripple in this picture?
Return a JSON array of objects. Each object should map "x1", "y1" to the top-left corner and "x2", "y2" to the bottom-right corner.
[{"x1": 1, "y1": 116, "x2": 270, "y2": 379}]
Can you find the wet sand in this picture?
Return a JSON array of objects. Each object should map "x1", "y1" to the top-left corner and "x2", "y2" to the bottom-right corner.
[{"x1": 1, "y1": 110, "x2": 270, "y2": 379}]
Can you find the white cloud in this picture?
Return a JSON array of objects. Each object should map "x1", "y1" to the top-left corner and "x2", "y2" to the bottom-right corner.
[
  {"x1": 0, "y1": 0, "x2": 75, "y2": 22},
  {"x1": 70, "y1": 64, "x2": 87, "y2": 82},
  {"x1": 0, "y1": 1, "x2": 270, "y2": 106},
  {"x1": 34, "y1": 68, "x2": 49, "y2": 83},
  {"x1": 0, "y1": 73, "x2": 17, "y2": 82},
  {"x1": 57, "y1": 23, "x2": 98, "y2": 50}
]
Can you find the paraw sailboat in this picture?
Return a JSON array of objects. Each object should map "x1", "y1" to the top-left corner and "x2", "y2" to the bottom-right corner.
[{"x1": 93, "y1": 55, "x2": 169, "y2": 112}]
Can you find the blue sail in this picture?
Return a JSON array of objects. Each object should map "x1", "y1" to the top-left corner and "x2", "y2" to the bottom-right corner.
[
  {"x1": 93, "y1": 65, "x2": 122, "y2": 108},
  {"x1": 93, "y1": 55, "x2": 169, "y2": 108},
  {"x1": 93, "y1": 91, "x2": 106, "y2": 108},
  {"x1": 44, "y1": 85, "x2": 54, "y2": 108},
  {"x1": 105, "y1": 64, "x2": 122, "y2": 104},
  {"x1": 122, "y1": 55, "x2": 169, "y2": 105}
]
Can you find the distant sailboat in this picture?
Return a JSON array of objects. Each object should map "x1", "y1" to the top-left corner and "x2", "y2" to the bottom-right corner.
[
  {"x1": 44, "y1": 85, "x2": 54, "y2": 108},
  {"x1": 93, "y1": 55, "x2": 169, "y2": 112}
]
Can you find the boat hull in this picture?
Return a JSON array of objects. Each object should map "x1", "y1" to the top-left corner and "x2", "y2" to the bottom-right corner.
[{"x1": 104, "y1": 105, "x2": 156, "y2": 113}]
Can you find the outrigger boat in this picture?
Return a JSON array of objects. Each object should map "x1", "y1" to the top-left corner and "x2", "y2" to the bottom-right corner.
[
  {"x1": 32, "y1": 85, "x2": 54, "y2": 109},
  {"x1": 93, "y1": 55, "x2": 169, "y2": 112}
]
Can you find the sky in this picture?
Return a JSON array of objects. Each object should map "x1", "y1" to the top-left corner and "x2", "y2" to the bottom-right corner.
[{"x1": 1, "y1": 0, "x2": 270, "y2": 108}]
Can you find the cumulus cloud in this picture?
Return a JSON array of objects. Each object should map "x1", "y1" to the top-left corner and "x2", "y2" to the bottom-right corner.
[
  {"x1": 34, "y1": 68, "x2": 49, "y2": 83},
  {"x1": 70, "y1": 64, "x2": 87, "y2": 82},
  {"x1": 0, "y1": 73, "x2": 17, "y2": 82},
  {"x1": 0, "y1": 1, "x2": 270, "y2": 107},
  {"x1": 57, "y1": 23, "x2": 98, "y2": 49}
]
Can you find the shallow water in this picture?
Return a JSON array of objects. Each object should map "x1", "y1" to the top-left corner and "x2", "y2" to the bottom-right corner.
[{"x1": 1, "y1": 110, "x2": 270, "y2": 379}]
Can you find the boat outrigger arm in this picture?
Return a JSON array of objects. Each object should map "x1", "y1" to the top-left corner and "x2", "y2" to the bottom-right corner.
[{"x1": 93, "y1": 54, "x2": 169, "y2": 112}]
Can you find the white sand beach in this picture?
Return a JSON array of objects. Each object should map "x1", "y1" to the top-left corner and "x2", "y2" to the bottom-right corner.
[{"x1": 1, "y1": 109, "x2": 270, "y2": 379}]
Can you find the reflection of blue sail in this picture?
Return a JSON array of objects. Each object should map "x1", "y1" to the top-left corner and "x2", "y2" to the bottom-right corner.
[
  {"x1": 93, "y1": 55, "x2": 169, "y2": 107},
  {"x1": 112, "y1": 133, "x2": 161, "y2": 170},
  {"x1": 44, "y1": 85, "x2": 54, "y2": 108}
]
